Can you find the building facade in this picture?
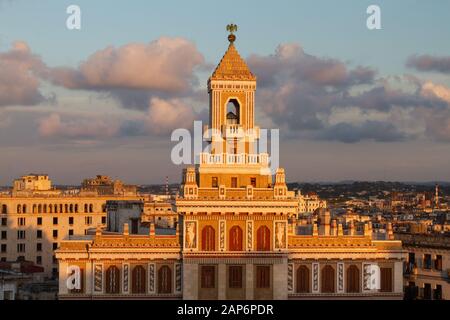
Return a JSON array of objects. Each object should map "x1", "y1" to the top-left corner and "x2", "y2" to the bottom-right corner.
[
  {"x1": 398, "y1": 233, "x2": 450, "y2": 300},
  {"x1": 0, "y1": 175, "x2": 140, "y2": 279},
  {"x1": 55, "y1": 29, "x2": 406, "y2": 300}
]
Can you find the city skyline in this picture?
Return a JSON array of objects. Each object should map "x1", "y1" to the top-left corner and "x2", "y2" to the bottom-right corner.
[{"x1": 1, "y1": 1, "x2": 450, "y2": 184}]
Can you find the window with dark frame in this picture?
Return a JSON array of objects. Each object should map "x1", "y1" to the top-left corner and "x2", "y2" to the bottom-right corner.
[
  {"x1": 228, "y1": 265, "x2": 243, "y2": 289},
  {"x1": 212, "y1": 177, "x2": 218, "y2": 188},
  {"x1": 201, "y1": 265, "x2": 216, "y2": 289},
  {"x1": 256, "y1": 266, "x2": 270, "y2": 289},
  {"x1": 380, "y1": 267, "x2": 393, "y2": 292}
]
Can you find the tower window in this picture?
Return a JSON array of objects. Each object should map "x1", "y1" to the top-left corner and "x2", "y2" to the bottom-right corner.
[{"x1": 226, "y1": 99, "x2": 240, "y2": 125}]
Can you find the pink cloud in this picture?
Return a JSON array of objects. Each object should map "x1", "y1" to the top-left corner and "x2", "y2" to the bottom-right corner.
[
  {"x1": 144, "y1": 97, "x2": 196, "y2": 135},
  {"x1": 50, "y1": 37, "x2": 204, "y2": 93},
  {"x1": 38, "y1": 113, "x2": 119, "y2": 139},
  {"x1": 0, "y1": 41, "x2": 48, "y2": 107}
]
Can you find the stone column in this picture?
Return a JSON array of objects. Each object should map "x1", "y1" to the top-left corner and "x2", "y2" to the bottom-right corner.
[
  {"x1": 245, "y1": 264, "x2": 254, "y2": 300},
  {"x1": 394, "y1": 261, "x2": 403, "y2": 293},
  {"x1": 218, "y1": 263, "x2": 226, "y2": 300},
  {"x1": 183, "y1": 263, "x2": 198, "y2": 300},
  {"x1": 272, "y1": 260, "x2": 288, "y2": 299},
  {"x1": 85, "y1": 260, "x2": 93, "y2": 295}
]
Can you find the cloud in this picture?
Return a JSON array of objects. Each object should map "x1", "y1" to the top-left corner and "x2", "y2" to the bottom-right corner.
[
  {"x1": 420, "y1": 81, "x2": 450, "y2": 103},
  {"x1": 0, "y1": 41, "x2": 48, "y2": 107},
  {"x1": 317, "y1": 120, "x2": 407, "y2": 143},
  {"x1": 143, "y1": 97, "x2": 195, "y2": 134},
  {"x1": 247, "y1": 43, "x2": 450, "y2": 143},
  {"x1": 248, "y1": 43, "x2": 376, "y2": 88},
  {"x1": 407, "y1": 54, "x2": 450, "y2": 73},
  {"x1": 49, "y1": 37, "x2": 205, "y2": 109},
  {"x1": 38, "y1": 113, "x2": 119, "y2": 139}
]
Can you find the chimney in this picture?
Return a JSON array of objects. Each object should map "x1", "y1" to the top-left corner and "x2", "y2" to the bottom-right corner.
[
  {"x1": 364, "y1": 223, "x2": 370, "y2": 237},
  {"x1": 387, "y1": 222, "x2": 394, "y2": 240},
  {"x1": 330, "y1": 219, "x2": 337, "y2": 236},
  {"x1": 348, "y1": 220, "x2": 355, "y2": 236},
  {"x1": 338, "y1": 223, "x2": 344, "y2": 236},
  {"x1": 149, "y1": 222, "x2": 155, "y2": 237},
  {"x1": 319, "y1": 209, "x2": 331, "y2": 236},
  {"x1": 312, "y1": 222, "x2": 318, "y2": 236}
]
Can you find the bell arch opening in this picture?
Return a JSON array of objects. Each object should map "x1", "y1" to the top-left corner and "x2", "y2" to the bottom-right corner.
[{"x1": 226, "y1": 99, "x2": 240, "y2": 125}]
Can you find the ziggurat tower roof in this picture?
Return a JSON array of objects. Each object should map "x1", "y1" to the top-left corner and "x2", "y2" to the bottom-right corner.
[{"x1": 210, "y1": 43, "x2": 256, "y2": 81}]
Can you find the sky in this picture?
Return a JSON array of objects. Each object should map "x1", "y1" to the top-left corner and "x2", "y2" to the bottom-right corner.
[{"x1": 1, "y1": 0, "x2": 450, "y2": 185}]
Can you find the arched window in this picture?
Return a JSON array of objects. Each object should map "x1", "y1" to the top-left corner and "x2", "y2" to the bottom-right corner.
[
  {"x1": 74, "y1": 204, "x2": 78, "y2": 213},
  {"x1": 106, "y1": 266, "x2": 120, "y2": 294},
  {"x1": 22, "y1": 205, "x2": 27, "y2": 213},
  {"x1": 226, "y1": 99, "x2": 240, "y2": 125},
  {"x1": 59, "y1": 204, "x2": 63, "y2": 213},
  {"x1": 54, "y1": 204, "x2": 58, "y2": 213},
  {"x1": 32, "y1": 204, "x2": 37, "y2": 214},
  {"x1": 84, "y1": 204, "x2": 88, "y2": 213},
  {"x1": 64, "y1": 204, "x2": 68, "y2": 213},
  {"x1": 43, "y1": 204, "x2": 47, "y2": 213},
  {"x1": 346, "y1": 265, "x2": 360, "y2": 293},
  {"x1": 17, "y1": 205, "x2": 22, "y2": 214},
  {"x1": 38, "y1": 204, "x2": 42, "y2": 214},
  {"x1": 296, "y1": 266, "x2": 310, "y2": 293},
  {"x1": 49, "y1": 205, "x2": 53, "y2": 214},
  {"x1": 256, "y1": 226, "x2": 270, "y2": 251},
  {"x1": 321, "y1": 265, "x2": 335, "y2": 293},
  {"x1": 1, "y1": 204, "x2": 7, "y2": 214},
  {"x1": 158, "y1": 266, "x2": 172, "y2": 294},
  {"x1": 229, "y1": 226, "x2": 243, "y2": 251},
  {"x1": 70, "y1": 204, "x2": 74, "y2": 213},
  {"x1": 132, "y1": 265, "x2": 146, "y2": 294},
  {"x1": 201, "y1": 226, "x2": 215, "y2": 251},
  {"x1": 89, "y1": 204, "x2": 94, "y2": 213}
]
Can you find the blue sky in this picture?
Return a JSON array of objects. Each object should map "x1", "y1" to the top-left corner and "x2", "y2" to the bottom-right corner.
[{"x1": 1, "y1": 1, "x2": 450, "y2": 184}]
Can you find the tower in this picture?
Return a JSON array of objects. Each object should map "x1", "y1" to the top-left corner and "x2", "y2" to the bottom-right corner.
[
  {"x1": 198, "y1": 24, "x2": 271, "y2": 191},
  {"x1": 177, "y1": 25, "x2": 298, "y2": 300}
]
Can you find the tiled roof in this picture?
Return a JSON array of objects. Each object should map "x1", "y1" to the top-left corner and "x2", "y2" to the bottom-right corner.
[{"x1": 211, "y1": 44, "x2": 256, "y2": 81}]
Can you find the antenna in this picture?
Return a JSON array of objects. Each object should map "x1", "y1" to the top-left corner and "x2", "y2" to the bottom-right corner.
[{"x1": 166, "y1": 176, "x2": 169, "y2": 196}]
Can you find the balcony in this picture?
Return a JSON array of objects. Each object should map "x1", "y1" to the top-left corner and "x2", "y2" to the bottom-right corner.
[
  {"x1": 200, "y1": 152, "x2": 269, "y2": 166},
  {"x1": 202, "y1": 124, "x2": 260, "y2": 140}
]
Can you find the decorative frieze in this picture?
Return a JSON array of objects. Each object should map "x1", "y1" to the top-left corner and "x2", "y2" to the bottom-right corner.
[
  {"x1": 148, "y1": 263, "x2": 155, "y2": 293},
  {"x1": 123, "y1": 263, "x2": 129, "y2": 293},
  {"x1": 175, "y1": 263, "x2": 182, "y2": 293},
  {"x1": 312, "y1": 263, "x2": 319, "y2": 293},
  {"x1": 94, "y1": 264, "x2": 103, "y2": 293},
  {"x1": 219, "y1": 220, "x2": 226, "y2": 251},
  {"x1": 337, "y1": 263, "x2": 344, "y2": 293},
  {"x1": 287, "y1": 263, "x2": 293, "y2": 292},
  {"x1": 247, "y1": 220, "x2": 253, "y2": 251}
]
